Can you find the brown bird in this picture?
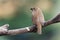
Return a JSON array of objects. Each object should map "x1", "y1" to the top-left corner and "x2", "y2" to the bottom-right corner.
[{"x1": 31, "y1": 7, "x2": 45, "y2": 34}]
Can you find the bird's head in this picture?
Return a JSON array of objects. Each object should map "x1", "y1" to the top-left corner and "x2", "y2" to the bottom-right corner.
[{"x1": 30, "y1": 7, "x2": 40, "y2": 11}]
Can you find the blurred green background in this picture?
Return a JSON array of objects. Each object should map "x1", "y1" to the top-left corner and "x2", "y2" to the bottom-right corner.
[{"x1": 0, "y1": 0, "x2": 60, "y2": 40}]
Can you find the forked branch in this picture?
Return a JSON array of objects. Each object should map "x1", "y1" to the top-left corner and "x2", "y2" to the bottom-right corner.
[{"x1": 0, "y1": 8, "x2": 60, "y2": 36}]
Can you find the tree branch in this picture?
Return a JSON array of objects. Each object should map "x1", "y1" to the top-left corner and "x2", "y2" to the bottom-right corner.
[{"x1": 0, "y1": 8, "x2": 60, "y2": 36}]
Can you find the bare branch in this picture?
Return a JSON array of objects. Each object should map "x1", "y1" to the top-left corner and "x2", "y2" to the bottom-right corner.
[
  {"x1": 0, "y1": 8, "x2": 60, "y2": 36},
  {"x1": 44, "y1": 13, "x2": 60, "y2": 26}
]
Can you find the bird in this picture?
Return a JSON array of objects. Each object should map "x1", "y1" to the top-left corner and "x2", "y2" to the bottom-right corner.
[{"x1": 31, "y1": 7, "x2": 45, "y2": 34}]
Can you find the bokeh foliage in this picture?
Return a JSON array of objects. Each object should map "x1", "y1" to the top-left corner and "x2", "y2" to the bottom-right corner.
[{"x1": 0, "y1": 0, "x2": 60, "y2": 40}]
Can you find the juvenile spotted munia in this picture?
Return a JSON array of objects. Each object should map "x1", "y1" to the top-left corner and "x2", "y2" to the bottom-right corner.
[{"x1": 31, "y1": 7, "x2": 45, "y2": 34}]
